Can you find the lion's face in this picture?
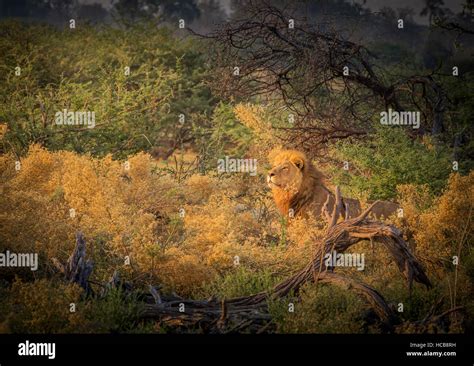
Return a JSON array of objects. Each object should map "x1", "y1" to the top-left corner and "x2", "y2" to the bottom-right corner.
[{"x1": 267, "y1": 159, "x2": 304, "y2": 193}]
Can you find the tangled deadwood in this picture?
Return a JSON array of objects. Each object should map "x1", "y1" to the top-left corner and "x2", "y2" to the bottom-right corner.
[
  {"x1": 52, "y1": 187, "x2": 464, "y2": 333},
  {"x1": 224, "y1": 188, "x2": 431, "y2": 323},
  {"x1": 195, "y1": 1, "x2": 448, "y2": 157}
]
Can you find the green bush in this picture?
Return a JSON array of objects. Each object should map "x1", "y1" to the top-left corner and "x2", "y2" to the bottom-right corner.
[
  {"x1": 196, "y1": 267, "x2": 280, "y2": 299},
  {"x1": 0, "y1": 20, "x2": 214, "y2": 158},
  {"x1": 193, "y1": 102, "x2": 254, "y2": 171},
  {"x1": 0, "y1": 277, "x2": 151, "y2": 334},
  {"x1": 268, "y1": 283, "x2": 365, "y2": 333},
  {"x1": 327, "y1": 125, "x2": 452, "y2": 200},
  {"x1": 83, "y1": 288, "x2": 147, "y2": 333}
]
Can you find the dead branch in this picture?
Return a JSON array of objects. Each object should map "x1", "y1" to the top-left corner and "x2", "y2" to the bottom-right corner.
[
  {"x1": 199, "y1": 1, "x2": 448, "y2": 157},
  {"x1": 51, "y1": 232, "x2": 93, "y2": 295}
]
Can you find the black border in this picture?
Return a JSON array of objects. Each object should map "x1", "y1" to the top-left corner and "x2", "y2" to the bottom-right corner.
[{"x1": 0, "y1": 334, "x2": 472, "y2": 362}]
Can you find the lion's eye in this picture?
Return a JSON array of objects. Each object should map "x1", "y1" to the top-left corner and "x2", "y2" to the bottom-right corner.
[{"x1": 282, "y1": 167, "x2": 289, "y2": 171}]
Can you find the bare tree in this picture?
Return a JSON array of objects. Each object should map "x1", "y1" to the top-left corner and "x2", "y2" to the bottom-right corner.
[{"x1": 196, "y1": 1, "x2": 448, "y2": 156}]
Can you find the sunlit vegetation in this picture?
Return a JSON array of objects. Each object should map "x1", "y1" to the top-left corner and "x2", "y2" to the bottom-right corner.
[{"x1": 0, "y1": 0, "x2": 473, "y2": 334}]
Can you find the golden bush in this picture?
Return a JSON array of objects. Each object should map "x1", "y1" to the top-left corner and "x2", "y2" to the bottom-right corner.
[
  {"x1": 1, "y1": 144, "x2": 472, "y2": 328},
  {"x1": 233, "y1": 103, "x2": 280, "y2": 161},
  {"x1": 1, "y1": 278, "x2": 84, "y2": 333},
  {"x1": 0, "y1": 144, "x2": 301, "y2": 295},
  {"x1": 396, "y1": 173, "x2": 473, "y2": 266},
  {"x1": 181, "y1": 174, "x2": 215, "y2": 205}
]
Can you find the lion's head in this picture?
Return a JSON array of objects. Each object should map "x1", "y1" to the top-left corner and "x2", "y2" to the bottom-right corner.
[
  {"x1": 267, "y1": 149, "x2": 329, "y2": 217},
  {"x1": 267, "y1": 150, "x2": 306, "y2": 192}
]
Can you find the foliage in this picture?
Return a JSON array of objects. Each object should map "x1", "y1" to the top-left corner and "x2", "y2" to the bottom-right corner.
[
  {"x1": 268, "y1": 284, "x2": 365, "y2": 333},
  {"x1": 0, "y1": 11, "x2": 473, "y2": 335},
  {"x1": 0, "y1": 20, "x2": 214, "y2": 159},
  {"x1": 326, "y1": 126, "x2": 452, "y2": 200},
  {"x1": 0, "y1": 278, "x2": 149, "y2": 333},
  {"x1": 0, "y1": 278, "x2": 83, "y2": 333},
  {"x1": 397, "y1": 172, "x2": 474, "y2": 266},
  {"x1": 196, "y1": 267, "x2": 281, "y2": 299},
  {"x1": 194, "y1": 102, "x2": 254, "y2": 171},
  {"x1": 0, "y1": 143, "x2": 472, "y2": 333},
  {"x1": 0, "y1": 144, "x2": 306, "y2": 296}
]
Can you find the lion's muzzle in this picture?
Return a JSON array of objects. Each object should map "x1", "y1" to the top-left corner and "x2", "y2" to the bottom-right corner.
[{"x1": 267, "y1": 173, "x2": 279, "y2": 188}]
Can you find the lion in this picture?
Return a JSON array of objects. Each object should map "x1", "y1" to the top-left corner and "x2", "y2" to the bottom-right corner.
[{"x1": 266, "y1": 149, "x2": 399, "y2": 220}]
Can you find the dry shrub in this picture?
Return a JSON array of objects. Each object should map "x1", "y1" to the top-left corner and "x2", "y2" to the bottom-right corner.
[
  {"x1": 4, "y1": 144, "x2": 470, "y2": 315},
  {"x1": 0, "y1": 144, "x2": 317, "y2": 296},
  {"x1": 158, "y1": 248, "x2": 218, "y2": 294},
  {"x1": 358, "y1": 173, "x2": 473, "y2": 309},
  {"x1": 0, "y1": 145, "x2": 179, "y2": 284},
  {"x1": 0, "y1": 278, "x2": 83, "y2": 333},
  {"x1": 1, "y1": 144, "x2": 473, "y2": 333},
  {"x1": 396, "y1": 172, "x2": 473, "y2": 269},
  {"x1": 233, "y1": 103, "x2": 274, "y2": 146},
  {"x1": 283, "y1": 214, "x2": 326, "y2": 268},
  {"x1": 181, "y1": 174, "x2": 215, "y2": 205},
  {"x1": 416, "y1": 172, "x2": 473, "y2": 256},
  {"x1": 233, "y1": 103, "x2": 281, "y2": 163},
  {"x1": 182, "y1": 188, "x2": 280, "y2": 277}
]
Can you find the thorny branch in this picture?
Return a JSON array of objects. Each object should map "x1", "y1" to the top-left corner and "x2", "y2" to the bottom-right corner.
[{"x1": 196, "y1": 1, "x2": 448, "y2": 157}]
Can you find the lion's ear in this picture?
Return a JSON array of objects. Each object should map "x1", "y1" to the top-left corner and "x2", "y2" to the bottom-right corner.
[{"x1": 293, "y1": 158, "x2": 304, "y2": 170}]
